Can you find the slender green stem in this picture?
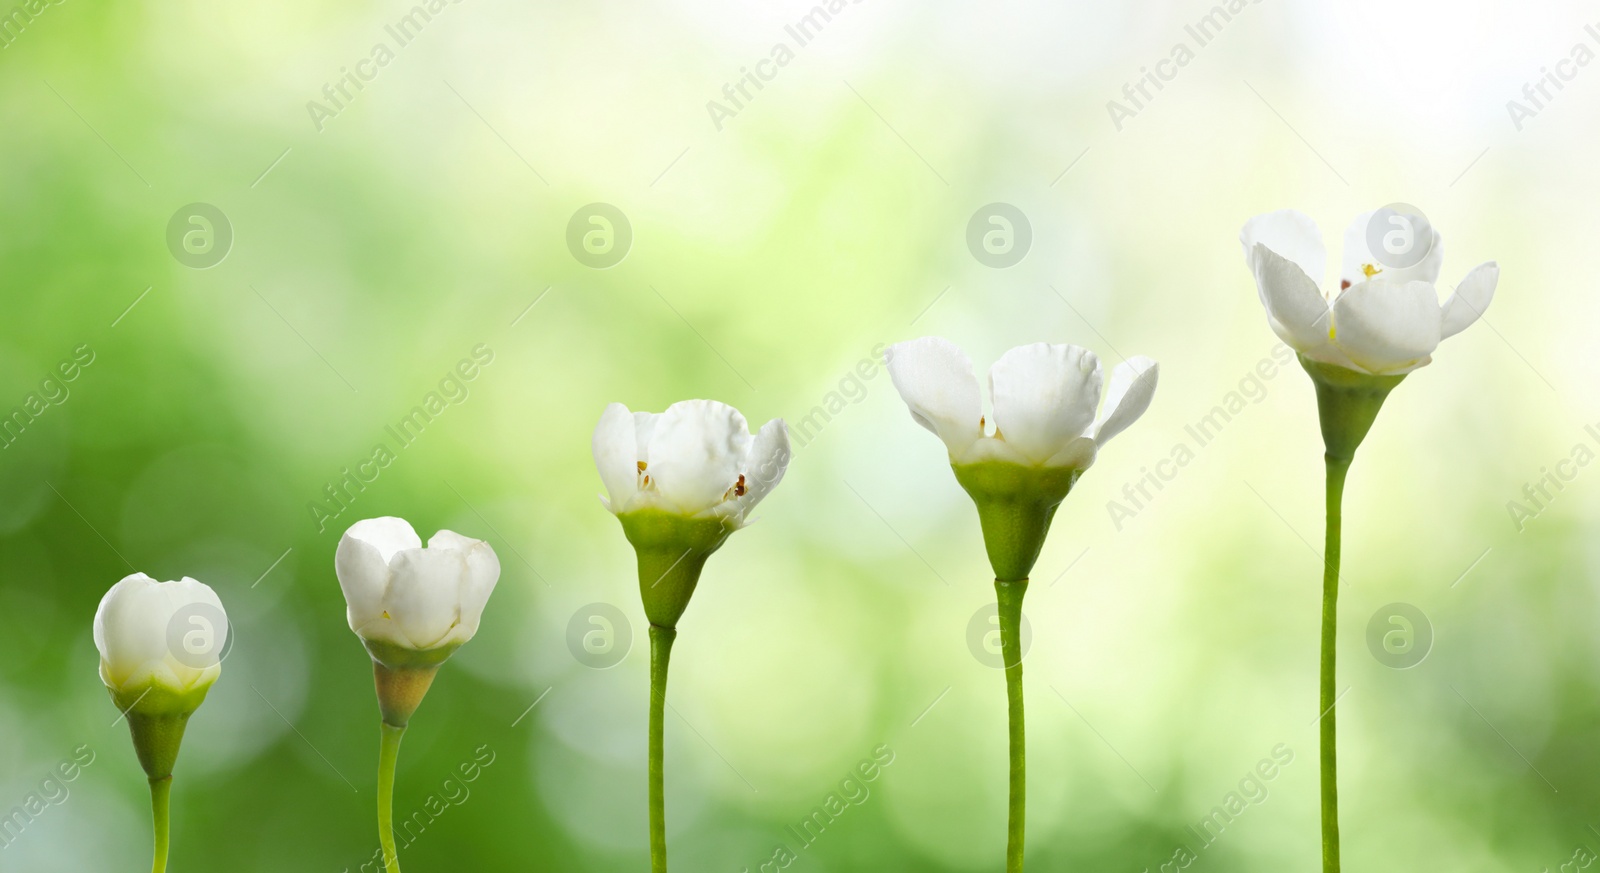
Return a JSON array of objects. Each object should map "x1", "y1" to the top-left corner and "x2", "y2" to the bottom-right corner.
[
  {"x1": 1320, "y1": 455, "x2": 1350, "y2": 873},
  {"x1": 149, "y1": 776, "x2": 171, "y2": 873},
  {"x1": 649, "y1": 624, "x2": 677, "y2": 873},
  {"x1": 995, "y1": 578, "x2": 1028, "y2": 873},
  {"x1": 378, "y1": 722, "x2": 406, "y2": 873}
]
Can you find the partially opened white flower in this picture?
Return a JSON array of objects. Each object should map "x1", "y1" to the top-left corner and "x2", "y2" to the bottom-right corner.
[
  {"x1": 1241, "y1": 208, "x2": 1499, "y2": 376},
  {"x1": 1240, "y1": 208, "x2": 1502, "y2": 864},
  {"x1": 335, "y1": 517, "x2": 501, "y2": 654},
  {"x1": 886, "y1": 337, "x2": 1159, "y2": 582},
  {"x1": 335, "y1": 518, "x2": 502, "y2": 868},
  {"x1": 592, "y1": 399, "x2": 790, "y2": 527},
  {"x1": 884, "y1": 338, "x2": 1158, "y2": 472},
  {"x1": 592, "y1": 400, "x2": 794, "y2": 864},
  {"x1": 885, "y1": 337, "x2": 1161, "y2": 858},
  {"x1": 95, "y1": 573, "x2": 228, "y2": 703}
]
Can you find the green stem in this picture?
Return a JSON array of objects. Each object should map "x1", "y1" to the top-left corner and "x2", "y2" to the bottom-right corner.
[
  {"x1": 1320, "y1": 455, "x2": 1350, "y2": 873},
  {"x1": 649, "y1": 624, "x2": 677, "y2": 873},
  {"x1": 149, "y1": 776, "x2": 171, "y2": 873},
  {"x1": 378, "y1": 722, "x2": 406, "y2": 873},
  {"x1": 995, "y1": 578, "x2": 1028, "y2": 873}
]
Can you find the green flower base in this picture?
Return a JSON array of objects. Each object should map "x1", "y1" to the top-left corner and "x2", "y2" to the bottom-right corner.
[
  {"x1": 107, "y1": 683, "x2": 212, "y2": 781},
  {"x1": 952, "y1": 460, "x2": 1082, "y2": 582},
  {"x1": 362, "y1": 639, "x2": 457, "y2": 728},
  {"x1": 1300, "y1": 357, "x2": 1406, "y2": 462},
  {"x1": 618, "y1": 509, "x2": 735, "y2": 629}
]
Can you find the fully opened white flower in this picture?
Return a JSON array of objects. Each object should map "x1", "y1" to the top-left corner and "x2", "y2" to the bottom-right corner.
[
  {"x1": 884, "y1": 337, "x2": 1158, "y2": 472},
  {"x1": 1241, "y1": 208, "x2": 1499, "y2": 376},
  {"x1": 335, "y1": 517, "x2": 501, "y2": 654},
  {"x1": 95, "y1": 573, "x2": 228, "y2": 704},
  {"x1": 1241, "y1": 208, "x2": 1502, "y2": 865},
  {"x1": 592, "y1": 399, "x2": 790, "y2": 527}
]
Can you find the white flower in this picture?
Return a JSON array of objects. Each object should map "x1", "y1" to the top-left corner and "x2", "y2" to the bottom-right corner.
[
  {"x1": 94, "y1": 573, "x2": 228, "y2": 698},
  {"x1": 884, "y1": 338, "x2": 1159, "y2": 470},
  {"x1": 335, "y1": 517, "x2": 501, "y2": 653},
  {"x1": 592, "y1": 399, "x2": 790, "y2": 526},
  {"x1": 1241, "y1": 208, "x2": 1499, "y2": 376}
]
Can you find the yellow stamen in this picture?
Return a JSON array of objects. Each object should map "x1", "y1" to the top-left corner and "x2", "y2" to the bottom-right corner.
[{"x1": 1361, "y1": 263, "x2": 1382, "y2": 279}]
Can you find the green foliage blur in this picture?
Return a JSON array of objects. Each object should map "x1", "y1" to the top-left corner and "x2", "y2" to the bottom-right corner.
[{"x1": 1, "y1": 1, "x2": 1596, "y2": 871}]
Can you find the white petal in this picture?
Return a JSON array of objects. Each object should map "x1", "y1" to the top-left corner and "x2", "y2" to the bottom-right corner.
[
  {"x1": 1340, "y1": 208, "x2": 1443, "y2": 287},
  {"x1": 336, "y1": 522, "x2": 407, "y2": 635},
  {"x1": 123, "y1": 660, "x2": 183, "y2": 696},
  {"x1": 382, "y1": 548, "x2": 469, "y2": 649},
  {"x1": 160, "y1": 578, "x2": 228, "y2": 688},
  {"x1": 1240, "y1": 209, "x2": 1326, "y2": 286},
  {"x1": 1297, "y1": 344, "x2": 1364, "y2": 373},
  {"x1": 633, "y1": 412, "x2": 659, "y2": 465},
  {"x1": 592, "y1": 403, "x2": 641, "y2": 511},
  {"x1": 1330, "y1": 280, "x2": 1443, "y2": 374},
  {"x1": 427, "y1": 530, "x2": 479, "y2": 551},
  {"x1": 94, "y1": 573, "x2": 153, "y2": 663},
  {"x1": 988, "y1": 343, "x2": 1103, "y2": 465},
  {"x1": 884, "y1": 337, "x2": 982, "y2": 459},
  {"x1": 460, "y1": 547, "x2": 501, "y2": 639},
  {"x1": 341, "y1": 517, "x2": 421, "y2": 562},
  {"x1": 429, "y1": 531, "x2": 500, "y2": 640},
  {"x1": 646, "y1": 399, "x2": 751, "y2": 515},
  {"x1": 1090, "y1": 356, "x2": 1159, "y2": 445},
  {"x1": 1250, "y1": 244, "x2": 1334, "y2": 353},
  {"x1": 959, "y1": 436, "x2": 1031, "y2": 466},
  {"x1": 1440, "y1": 262, "x2": 1498, "y2": 340},
  {"x1": 738, "y1": 418, "x2": 791, "y2": 514},
  {"x1": 94, "y1": 573, "x2": 164, "y2": 689},
  {"x1": 1044, "y1": 436, "x2": 1098, "y2": 471}
]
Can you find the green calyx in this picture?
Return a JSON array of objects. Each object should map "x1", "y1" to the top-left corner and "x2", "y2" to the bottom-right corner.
[
  {"x1": 107, "y1": 682, "x2": 214, "y2": 781},
  {"x1": 618, "y1": 508, "x2": 736, "y2": 629},
  {"x1": 952, "y1": 460, "x2": 1083, "y2": 583},
  {"x1": 1300, "y1": 356, "x2": 1407, "y2": 462},
  {"x1": 362, "y1": 638, "x2": 457, "y2": 728}
]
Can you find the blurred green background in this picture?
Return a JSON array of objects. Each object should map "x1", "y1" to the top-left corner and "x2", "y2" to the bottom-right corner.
[{"x1": 1, "y1": 0, "x2": 1596, "y2": 870}]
